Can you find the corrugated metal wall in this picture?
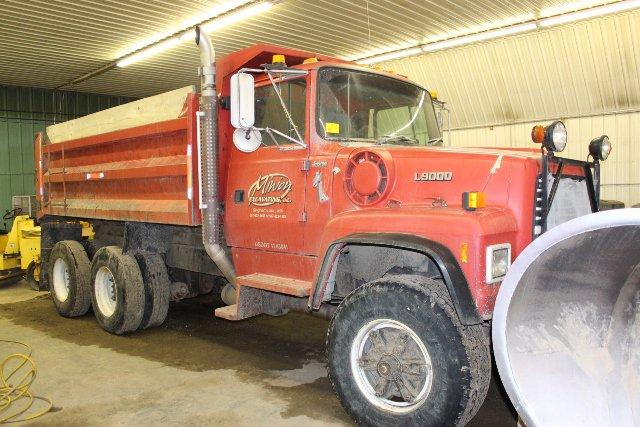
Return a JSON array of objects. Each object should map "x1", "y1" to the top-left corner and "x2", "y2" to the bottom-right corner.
[
  {"x1": 0, "y1": 85, "x2": 134, "y2": 215},
  {"x1": 384, "y1": 9, "x2": 640, "y2": 208},
  {"x1": 445, "y1": 111, "x2": 640, "y2": 207}
]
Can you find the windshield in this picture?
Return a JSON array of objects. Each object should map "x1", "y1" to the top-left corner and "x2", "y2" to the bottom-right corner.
[{"x1": 317, "y1": 67, "x2": 442, "y2": 146}]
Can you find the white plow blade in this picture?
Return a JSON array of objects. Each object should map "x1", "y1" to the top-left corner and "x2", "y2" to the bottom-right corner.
[{"x1": 493, "y1": 209, "x2": 640, "y2": 427}]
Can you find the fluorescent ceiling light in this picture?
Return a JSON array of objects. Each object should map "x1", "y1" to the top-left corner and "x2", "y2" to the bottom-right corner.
[
  {"x1": 358, "y1": 22, "x2": 536, "y2": 64},
  {"x1": 540, "y1": 0, "x2": 614, "y2": 18},
  {"x1": 116, "y1": 1, "x2": 272, "y2": 68},
  {"x1": 117, "y1": 37, "x2": 181, "y2": 67},
  {"x1": 179, "y1": 30, "x2": 197, "y2": 43},
  {"x1": 358, "y1": 47, "x2": 424, "y2": 65},
  {"x1": 424, "y1": 13, "x2": 535, "y2": 44},
  {"x1": 346, "y1": 40, "x2": 419, "y2": 62},
  {"x1": 201, "y1": 1, "x2": 272, "y2": 32},
  {"x1": 352, "y1": 0, "x2": 640, "y2": 65},
  {"x1": 116, "y1": 0, "x2": 251, "y2": 58},
  {"x1": 540, "y1": 0, "x2": 640, "y2": 26},
  {"x1": 423, "y1": 22, "x2": 537, "y2": 53}
]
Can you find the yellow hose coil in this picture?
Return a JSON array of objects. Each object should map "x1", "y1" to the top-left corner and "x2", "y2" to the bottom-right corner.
[{"x1": 0, "y1": 340, "x2": 52, "y2": 423}]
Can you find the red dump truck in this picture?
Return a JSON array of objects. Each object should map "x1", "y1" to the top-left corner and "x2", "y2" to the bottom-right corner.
[{"x1": 34, "y1": 28, "x2": 611, "y2": 425}]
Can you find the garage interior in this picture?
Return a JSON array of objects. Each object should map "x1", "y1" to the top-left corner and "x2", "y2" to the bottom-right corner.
[{"x1": 1, "y1": 1, "x2": 638, "y2": 425}]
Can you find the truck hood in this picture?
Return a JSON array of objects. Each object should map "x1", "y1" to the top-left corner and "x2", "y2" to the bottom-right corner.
[{"x1": 334, "y1": 144, "x2": 541, "y2": 210}]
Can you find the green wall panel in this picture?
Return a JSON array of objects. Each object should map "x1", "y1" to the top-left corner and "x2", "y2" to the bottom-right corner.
[{"x1": 0, "y1": 85, "x2": 135, "y2": 216}]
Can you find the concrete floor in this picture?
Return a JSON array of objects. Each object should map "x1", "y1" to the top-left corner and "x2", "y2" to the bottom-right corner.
[{"x1": 0, "y1": 279, "x2": 516, "y2": 426}]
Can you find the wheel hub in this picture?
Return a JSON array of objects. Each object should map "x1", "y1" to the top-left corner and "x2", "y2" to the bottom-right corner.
[
  {"x1": 377, "y1": 355, "x2": 401, "y2": 380},
  {"x1": 95, "y1": 266, "x2": 117, "y2": 317},
  {"x1": 52, "y1": 258, "x2": 70, "y2": 302},
  {"x1": 351, "y1": 319, "x2": 433, "y2": 413}
]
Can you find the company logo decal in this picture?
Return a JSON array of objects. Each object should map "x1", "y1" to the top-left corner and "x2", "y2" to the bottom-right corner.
[
  {"x1": 414, "y1": 171, "x2": 453, "y2": 182},
  {"x1": 248, "y1": 173, "x2": 293, "y2": 206}
]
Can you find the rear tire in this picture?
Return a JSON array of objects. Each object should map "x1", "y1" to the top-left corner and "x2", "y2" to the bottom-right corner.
[
  {"x1": 326, "y1": 275, "x2": 490, "y2": 427},
  {"x1": 48, "y1": 240, "x2": 91, "y2": 317},
  {"x1": 82, "y1": 239, "x2": 103, "y2": 261},
  {"x1": 90, "y1": 246, "x2": 145, "y2": 335},
  {"x1": 134, "y1": 251, "x2": 170, "y2": 330}
]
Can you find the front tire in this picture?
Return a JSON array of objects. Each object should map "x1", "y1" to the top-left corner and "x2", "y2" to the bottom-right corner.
[
  {"x1": 326, "y1": 275, "x2": 490, "y2": 426},
  {"x1": 90, "y1": 246, "x2": 145, "y2": 335}
]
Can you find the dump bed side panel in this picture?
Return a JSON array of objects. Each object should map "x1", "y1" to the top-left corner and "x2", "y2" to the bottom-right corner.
[{"x1": 35, "y1": 93, "x2": 201, "y2": 226}]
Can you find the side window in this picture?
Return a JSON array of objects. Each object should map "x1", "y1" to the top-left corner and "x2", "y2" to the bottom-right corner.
[{"x1": 254, "y1": 79, "x2": 306, "y2": 146}]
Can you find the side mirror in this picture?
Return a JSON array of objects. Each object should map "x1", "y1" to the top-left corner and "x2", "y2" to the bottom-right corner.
[{"x1": 230, "y1": 72, "x2": 255, "y2": 129}]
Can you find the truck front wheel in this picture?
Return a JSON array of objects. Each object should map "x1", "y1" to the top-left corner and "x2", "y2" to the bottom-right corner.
[
  {"x1": 90, "y1": 246, "x2": 145, "y2": 335},
  {"x1": 326, "y1": 275, "x2": 490, "y2": 426}
]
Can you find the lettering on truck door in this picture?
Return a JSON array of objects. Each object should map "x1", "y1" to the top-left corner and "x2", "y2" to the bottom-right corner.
[{"x1": 225, "y1": 77, "x2": 309, "y2": 254}]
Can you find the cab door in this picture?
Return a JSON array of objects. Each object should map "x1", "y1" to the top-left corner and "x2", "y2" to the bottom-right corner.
[{"x1": 225, "y1": 76, "x2": 309, "y2": 255}]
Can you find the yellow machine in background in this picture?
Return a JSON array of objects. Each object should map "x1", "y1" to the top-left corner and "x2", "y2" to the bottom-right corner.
[
  {"x1": 1, "y1": 206, "x2": 95, "y2": 289},
  {"x1": 0, "y1": 212, "x2": 41, "y2": 287}
]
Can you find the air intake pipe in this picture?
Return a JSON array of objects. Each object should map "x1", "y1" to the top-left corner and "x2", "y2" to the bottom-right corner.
[{"x1": 195, "y1": 27, "x2": 236, "y2": 291}]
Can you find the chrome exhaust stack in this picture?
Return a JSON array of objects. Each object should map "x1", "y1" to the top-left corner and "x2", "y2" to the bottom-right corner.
[
  {"x1": 493, "y1": 209, "x2": 640, "y2": 426},
  {"x1": 195, "y1": 27, "x2": 236, "y2": 295}
]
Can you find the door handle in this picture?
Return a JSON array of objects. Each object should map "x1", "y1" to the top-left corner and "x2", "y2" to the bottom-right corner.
[{"x1": 313, "y1": 171, "x2": 329, "y2": 203}]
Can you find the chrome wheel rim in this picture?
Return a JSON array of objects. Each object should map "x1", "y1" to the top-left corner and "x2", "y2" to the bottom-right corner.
[
  {"x1": 350, "y1": 319, "x2": 433, "y2": 413},
  {"x1": 95, "y1": 266, "x2": 117, "y2": 317},
  {"x1": 52, "y1": 258, "x2": 70, "y2": 302}
]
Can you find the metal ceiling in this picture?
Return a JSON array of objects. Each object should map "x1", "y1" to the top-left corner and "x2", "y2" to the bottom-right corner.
[
  {"x1": 384, "y1": 8, "x2": 640, "y2": 129},
  {"x1": 0, "y1": 0, "x2": 612, "y2": 98}
]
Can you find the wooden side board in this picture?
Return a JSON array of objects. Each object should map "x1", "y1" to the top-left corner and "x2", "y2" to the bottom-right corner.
[{"x1": 46, "y1": 85, "x2": 195, "y2": 143}]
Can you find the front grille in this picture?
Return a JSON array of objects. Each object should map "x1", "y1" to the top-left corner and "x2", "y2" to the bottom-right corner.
[
  {"x1": 533, "y1": 170, "x2": 593, "y2": 238},
  {"x1": 546, "y1": 174, "x2": 592, "y2": 230}
]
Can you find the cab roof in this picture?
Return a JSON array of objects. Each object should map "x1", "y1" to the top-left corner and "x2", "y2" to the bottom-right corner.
[
  {"x1": 216, "y1": 43, "x2": 410, "y2": 84},
  {"x1": 217, "y1": 43, "x2": 349, "y2": 81}
]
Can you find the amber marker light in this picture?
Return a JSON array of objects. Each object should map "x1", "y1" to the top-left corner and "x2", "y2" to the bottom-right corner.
[
  {"x1": 460, "y1": 243, "x2": 469, "y2": 263},
  {"x1": 462, "y1": 191, "x2": 486, "y2": 211},
  {"x1": 531, "y1": 125, "x2": 545, "y2": 144}
]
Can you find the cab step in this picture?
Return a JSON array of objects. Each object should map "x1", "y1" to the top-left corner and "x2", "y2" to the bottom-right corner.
[
  {"x1": 237, "y1": 273, "x2": 312, "y2": 297},
  {"x1": 214, "y1": 273, "x2": 312, "y2": 321}
]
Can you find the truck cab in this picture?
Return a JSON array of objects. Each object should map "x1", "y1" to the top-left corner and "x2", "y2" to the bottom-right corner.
[{"x1": 218, "y1": 45, "x2": 604, "y2": 320}]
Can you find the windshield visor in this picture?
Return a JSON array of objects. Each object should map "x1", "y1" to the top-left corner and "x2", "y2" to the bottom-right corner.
[{"x1": 317, "y1": 67, "x2": 442, "y2": 145}]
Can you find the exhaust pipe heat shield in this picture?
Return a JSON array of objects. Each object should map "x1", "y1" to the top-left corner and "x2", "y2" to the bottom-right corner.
[{"x1": 493, "y1": 209, "x2": 640, "y2": 426}]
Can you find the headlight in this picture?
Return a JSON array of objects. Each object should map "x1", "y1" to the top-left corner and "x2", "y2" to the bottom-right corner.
[
  {"x1": 589, "y1": 135, "x2": 612, "y2": 161},
  {"x1": 531, "y1": 121, "x2": 567, "y2": 153},
  {"x1": 544, "y1": 121, "x2": 567, "y2": 152},
  {"x1": 486, "y1": 244, "x2": 511, "y2": 284}
]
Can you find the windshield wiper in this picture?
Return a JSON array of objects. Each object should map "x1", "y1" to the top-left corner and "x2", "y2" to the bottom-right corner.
[
  {"x1": 377, "y1": 135, "x2": 419, "y2": 145},
  {"x1": 330, "y1": 137, "x2": 377, "y2": 143},
  {"x1": 427, "y1": 137, "x2": 443, "y2": 145}
]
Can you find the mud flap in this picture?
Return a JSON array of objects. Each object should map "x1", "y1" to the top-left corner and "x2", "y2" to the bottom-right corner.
[{"x1": 493, "y1": 209, "x2": 640, "y2": 427}]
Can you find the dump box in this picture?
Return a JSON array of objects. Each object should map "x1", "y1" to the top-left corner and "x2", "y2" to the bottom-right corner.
[{"x1": 35, "y1": 86, "x2": 201, "y2": 226}]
